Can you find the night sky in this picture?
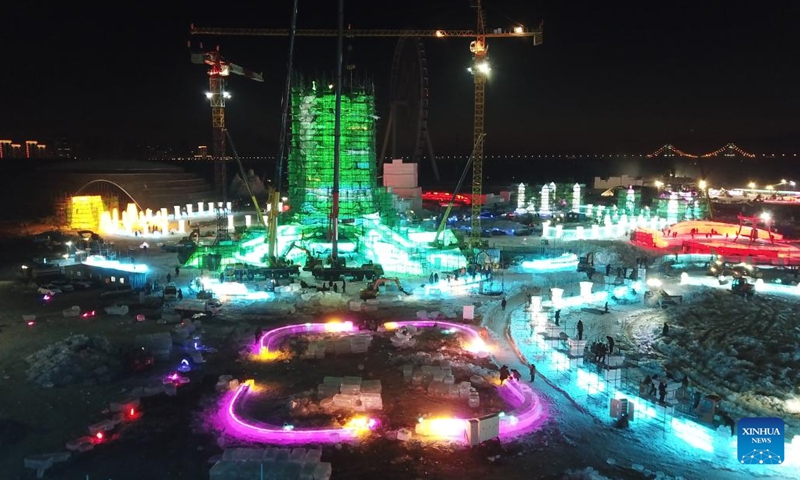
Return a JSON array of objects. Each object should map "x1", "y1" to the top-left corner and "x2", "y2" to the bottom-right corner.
[{"x1": 2, "y1": 1, "x2": 799, "y2": 157}]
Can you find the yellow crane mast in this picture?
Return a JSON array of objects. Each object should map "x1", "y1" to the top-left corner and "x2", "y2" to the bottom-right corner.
[{"x1": 190, "y1": 2, "x2": 543, "y2": 247}]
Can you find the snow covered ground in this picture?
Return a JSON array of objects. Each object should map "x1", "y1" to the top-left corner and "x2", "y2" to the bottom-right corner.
[{"x1": 501, "y1": 269, "x2": 800, "y2": 478}]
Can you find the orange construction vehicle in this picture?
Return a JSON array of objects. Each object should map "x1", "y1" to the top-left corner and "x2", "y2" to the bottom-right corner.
[{"x1": 359, "y1": 277, "x2": 411, "y2": 300}]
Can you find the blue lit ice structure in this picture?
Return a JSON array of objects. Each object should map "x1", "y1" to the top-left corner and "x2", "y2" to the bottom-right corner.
[
  {"x1": 83, "y1": 255, "x2": 148, "y2": 273},
  {"x1": 507, "y1": 303, "x2": 800, "y2": 476},
  {"x1": 680, "y1": 273, "x2": 800, "y2": 298},
  {"x1": 178, "y1": 359, "x2": 192, "y2": 372},
  {"x1": 521, "y1": 253, "x2": 579, "y2": 272}
]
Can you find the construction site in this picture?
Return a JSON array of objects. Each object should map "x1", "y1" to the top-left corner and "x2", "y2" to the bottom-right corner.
[{"x1": 5, "y1": 2, "x2": 800, "y2": 480}]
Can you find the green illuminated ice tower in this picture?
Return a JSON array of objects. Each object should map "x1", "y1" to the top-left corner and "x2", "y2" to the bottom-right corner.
[{"x1": 289, "y1": 81, "x2": 391, "y2": 231}]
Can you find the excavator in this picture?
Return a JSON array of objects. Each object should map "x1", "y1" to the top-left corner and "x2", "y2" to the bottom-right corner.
[
  {"x1": 359, "y1": 277, "x2": 411, "y2": 300},
  {"x1": 292, "y1": 242, "x2": 324, "y2": 271},
  {"x1": 226, "y1": 130, "x2": 299, "y2": 279}
]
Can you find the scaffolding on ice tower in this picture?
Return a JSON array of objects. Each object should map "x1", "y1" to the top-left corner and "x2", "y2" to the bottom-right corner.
[{"x1": 288, "y1": 78, "x2": 397, "y2": 235}]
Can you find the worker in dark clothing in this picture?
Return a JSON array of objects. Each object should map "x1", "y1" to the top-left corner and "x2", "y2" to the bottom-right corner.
[
  {"x1": 604, "y1": 302, "x2": 609, "y2": 313},
  {"x1": 341, "y1": 281, "x2": 346, "y2": 294},
  {"x1": 510, "y1": 369, "x2": 521, "y2": 382},
  {"x1": 555, "y1": 309, "x2": 561, "y2": 326},
  {"x1": 693, "y1": 391, "x2": 703, "y2": 410},
  {"x1": 577, "y1": 320, "x2": 584, "y2": 341},
  {"x1": 658, "y1": 380, "x2": 667, "y2": 404},
  {"x1": 501, "y1": 297, "x2": 507, "y2": 311},
  {"x1": 177, "y1": 289, "x2": 183, "y2": 300},
  {"x1": 719, "y1": 412, "x2": 736, "y2": 437},
  {"x1": 662, "y1": 323, "x2": 670, "y2": 336},
  {"x1": 175, "y1": 266, "x2": 180, "y2": 277},
  {"x1": 607, "y1": 336, "x2": 615, "y2": 354},
  {"x1": 529, "y1": 364, "x2": 537, "y2": 383},
  {"x1": 605, "y1": 264, "x2": 611, "y2": 276},
  {"x1": 167, "y1": 273, "x2": 172, "y2": 284},
  {"x1": 499, "y1": 365, "x2": 510, "y2": 385}
]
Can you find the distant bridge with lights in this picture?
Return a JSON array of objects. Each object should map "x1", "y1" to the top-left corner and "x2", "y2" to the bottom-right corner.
[{"x1": 158, "y1": 143, "x2": 799, "y2": 162}]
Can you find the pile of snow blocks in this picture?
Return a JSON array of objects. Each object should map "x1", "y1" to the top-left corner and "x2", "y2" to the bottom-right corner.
[
  {"x1": 318, "y1": 376, "x2": 383, "y2": 412},
  {"x1": 322, "y1": 333, "x2": 374, "y2": 356},
  {"x1": 134, "y1": 332, "x2": 173, "y2": 360},
  {"x1": 210, "y1": 447, "x2": 331, "y2": 480}
]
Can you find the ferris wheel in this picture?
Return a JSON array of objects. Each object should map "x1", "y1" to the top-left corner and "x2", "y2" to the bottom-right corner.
[{"x1": 379, "y1": 37, "x2": 440, "y2": 182}]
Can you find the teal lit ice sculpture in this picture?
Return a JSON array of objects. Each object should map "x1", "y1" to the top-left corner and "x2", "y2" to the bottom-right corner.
[
  {"x1": 667, "y1": 192, "x2": 679, "y2": 224},
  {"x1": 540, "y1": 185, "x2": 551, "y2": 216},
  {"x1": 572, "y1": 183, "x2": 581, "y2": 213},
  {"x1": 517, "y1": 183, "x2": 526, "y2": 212}
]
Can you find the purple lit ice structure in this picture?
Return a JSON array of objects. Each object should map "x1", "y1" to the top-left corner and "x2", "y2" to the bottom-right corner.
[
  {"x1": 386, "y1": 320, "x2": 545, "y2": 439},
  {"x1": 224, "y1": 383, "x2": 358, "y2": 444},
  {"x1": 226, "y1": 321, "x2": 359, "y2": 444},
  {"x1": 496, "y1": 378, "x2": 546, "y2": 438},
  {"x1": 253, "y1": 321, "x2": 355, "y2": 355}
]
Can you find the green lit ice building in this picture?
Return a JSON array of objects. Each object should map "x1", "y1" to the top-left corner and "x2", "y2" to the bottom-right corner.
[
  {"x1": 288, "y1": 80, "x2": 395, "y2": 232},
  {"x1": 183, "y1": 79, "x2": 467, "y2": 276}
]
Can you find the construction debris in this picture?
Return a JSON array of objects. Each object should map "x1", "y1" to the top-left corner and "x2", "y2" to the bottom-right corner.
[{"x1": 25, "y1": 335, "x2": 121, "y2": 387}]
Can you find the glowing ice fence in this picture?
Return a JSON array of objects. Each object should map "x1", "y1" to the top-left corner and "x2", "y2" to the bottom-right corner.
[
  {"x1": 509, "y1": 306, "x2": 800, "y2": 474},
  {"x1": 223, "y1": 320, "x2": 544, "y2": 444}
]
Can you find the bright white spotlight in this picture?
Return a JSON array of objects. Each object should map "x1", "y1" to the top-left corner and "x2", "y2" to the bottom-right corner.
[
  {"x1": 476, "y1": 62, "x2": 491, "y2": 74},
  {"x1": 205, "y1": 92, "x2": 213, "y2": 99},
  {"x1": 513, "y1": 26, "x2": 524, "y2": 34},
  {"x1": 223, "y1": 91, "x2": 232, "y2": 99},
  {"x1": 760, "y1": 212, "x2": 771, "y2": 222}
]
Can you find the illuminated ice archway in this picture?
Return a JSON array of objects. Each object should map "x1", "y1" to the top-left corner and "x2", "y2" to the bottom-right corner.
[{"x1": 74, "y1": 179, "x2": 144, "y2": 213}]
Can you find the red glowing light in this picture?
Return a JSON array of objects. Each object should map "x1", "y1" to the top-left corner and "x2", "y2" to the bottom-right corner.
[
  {"x1": 129, "y1": 408, "x2": 136, "y2": 417},
  {"x1": 96, "y1": 432, "x2": 104, "y2": 441},
  {"x1": 26, "y1": 321, "x2": 35, "y2": 326}
]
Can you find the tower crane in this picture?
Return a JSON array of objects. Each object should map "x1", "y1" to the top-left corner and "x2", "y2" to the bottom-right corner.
[
  {"x1": 190, "y1": 46, "x2": 265, "y2": 201},
  {"x1": 190, "y1": 1, "x2": 542, "y2": 246}
]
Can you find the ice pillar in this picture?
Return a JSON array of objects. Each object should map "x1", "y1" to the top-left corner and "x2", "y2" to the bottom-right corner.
[
  {"x1": 579, "y1": 281, "x2": 593, "y2": 301},
  {"x1": 550, "y1": 288, "x2": 564, "y2": 309}
]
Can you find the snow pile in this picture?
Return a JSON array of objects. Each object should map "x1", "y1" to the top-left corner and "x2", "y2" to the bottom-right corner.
[
  {"x1": 561, "y1": 467, "x2": 610, "y2": 480},
  {"x1": 297, "y1": 291, "x2": 346, "y2": 309},
  {"x1": 26, "y1": 335, "x2": 121, "y2": 387},
  {"x1": 569, "y1": 239, "x2": 653, "y2": 266},
  {"x1": 622, "y1": 289, "x2": 800, "y2": 432}
]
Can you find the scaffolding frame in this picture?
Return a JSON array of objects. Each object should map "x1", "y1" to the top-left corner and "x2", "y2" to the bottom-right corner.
[{"x1": 288, "y1": 78, "x2": 396, "y2": 234}]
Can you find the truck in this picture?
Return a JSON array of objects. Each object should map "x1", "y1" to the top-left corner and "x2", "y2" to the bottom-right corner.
[
  {"x1": 163, "y1": 282, "x2": 178, "y2": 301},
  {"x1": 172, "y1": 299, "x2": 221, "y2": 317},
  {"x1": 311, "y1": 262, "x2": 384, "y2": 282}
]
